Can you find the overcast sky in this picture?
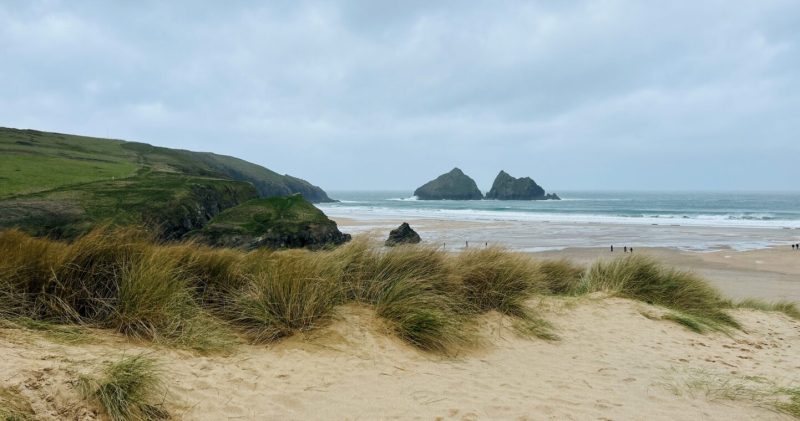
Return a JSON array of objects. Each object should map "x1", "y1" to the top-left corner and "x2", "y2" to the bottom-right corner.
[{"x1": 2, "y1": 1, "x2": 799, "y2": 192}]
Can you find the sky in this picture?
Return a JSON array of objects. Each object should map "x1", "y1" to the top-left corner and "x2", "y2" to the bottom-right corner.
[{"x1": 1, "y1": 1, "x2": 799, "y2": 192}]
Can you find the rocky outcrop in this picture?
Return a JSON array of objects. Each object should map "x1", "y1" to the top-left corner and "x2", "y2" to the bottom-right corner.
[
  {"x1": 196, "y1": 195, "x2": 351, "y2": 250},
  {"x1": 0, "y1": 172, "x2": 258, "y2": 240},
  {"x1": 414, "y1": 168, "x2": 483, "y2": 200},
  {"x1": 385, "y1": 222, "x2": 421, "y2": 246},
  {"x1": 485, "y1": 171, "x2": 560, "y2": 200},
  {"x1": 153, "y1": 181, "x2": 258, "y2": 240}
]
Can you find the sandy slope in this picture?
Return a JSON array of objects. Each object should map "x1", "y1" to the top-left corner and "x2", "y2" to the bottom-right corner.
[{"x1": 2, "y1": 297, "x2": 799, "y2": 420}]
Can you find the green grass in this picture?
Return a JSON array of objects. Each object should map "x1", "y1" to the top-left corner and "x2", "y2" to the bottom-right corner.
[
  {"x1": 583, "y1": 255, "x2": 739, "y2": 332},
  {"x1": 776, "y1": 387, "x2": 800, "y2": 418},
  {"x1": 538, "y1": 259, "x2": 586, "y2": 295},
  {"x1": 0, "y1": 154, "x2": 138, "y2": 198},
  {"x1": 0, "y1": 125, "x2": 337, "y2": 240},
  {"x1": 0, "y1": 126, "x2": 331, "y2": 203},
  {"x1": 0, "y1": 128, "x2": 139, "y2": 198},
  {"x1": 454, "y1": 247, "x2": 542, "y2": 316},
  {"x1": 3, "y1": 317, "x2": 90, "y2": 344},
  {"x1": 732, "y1": 298, "x2": 800, "y2": 320},
  {"x1": 224, "y1": 251, "x2": 341, "y2": 343},
  {"x1": 372, "y1": 278, "x2": 471, "y2": 353},
  {"x1": 665, "y1": 368, "x2": 800, "y2": 418},
  {"x1": 79, "y1": 355, "x2": 169, "y2": 421},
  {"x1": 202, "y1": 195, "x2": 332, "y2": 236},
  {"x1": 0, "y1": 172, "x2": 257, "y2": 239},
  {"x1": 6, "y1": 228, "x2": 798, "y2": 354}
]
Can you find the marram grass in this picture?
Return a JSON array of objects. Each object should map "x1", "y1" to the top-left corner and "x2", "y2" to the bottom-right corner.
[
  {"x1": 3, "y1": 227, "x2": 796, "y2": 354},
  {"x1": 79, "y1": 354, "x2": 169, "y2": 421},
  {"x1": 225, "y1": 251, "x2": 341, "y2": 343},
  {"x1": 732, "y1": 298, "x2": 800, "y2": 320},
  {"x1": 583, "y1": 255, "x2": 739, "y2": 332}
]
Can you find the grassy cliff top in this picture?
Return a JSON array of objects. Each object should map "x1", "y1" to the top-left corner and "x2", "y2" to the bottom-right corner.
[
  {"x1": 203, "y1": 195, "x2": 333, "y2": 235},
  {"x1": 0, "y1": 127, "x2": 332, "y2": 202}
]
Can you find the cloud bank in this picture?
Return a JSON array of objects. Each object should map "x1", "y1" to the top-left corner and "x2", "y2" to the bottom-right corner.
[{"x1": 1, "y1": 0, "x2": 798, "y2": 191}]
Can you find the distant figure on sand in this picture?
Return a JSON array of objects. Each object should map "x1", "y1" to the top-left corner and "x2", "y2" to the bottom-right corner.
[
  {"x1": 624, "y1": 246, "x2": 627, "y2": 253},
  {"x1": 630, "y1": 247, "x2": 634, "y2": 253},
  {"x1": 611, "y1": 245, "x2": 614, "y2": 252}
]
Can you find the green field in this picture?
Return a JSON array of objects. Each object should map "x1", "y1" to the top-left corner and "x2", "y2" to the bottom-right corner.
[
  {"x1": 0, "y1": 127, "x2": 332, "y2": 202},
  {"x1": 0, "y1": 126, "x2": 333, "y2": 239},
  {"x1": 0, "y1": 129, "x2": 139, "y2": 198}
]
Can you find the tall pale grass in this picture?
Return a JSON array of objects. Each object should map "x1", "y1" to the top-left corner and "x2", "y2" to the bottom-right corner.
[
  {"x1": 224, "y1": 250, "x2": 341, "y2": 343},
  {"x1": 584, "y1": 255, "x2": 739, "y2": 331},
  {"x1": 79, "y1": 354, "x2": 168, "y2": 421},
  {"x1": 5, "y1": 228, "x2": 792, "y2": 353}
]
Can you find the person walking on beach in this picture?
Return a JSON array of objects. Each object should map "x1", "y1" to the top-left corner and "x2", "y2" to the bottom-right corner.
[
  {"x1": 611, "y1": 245, "x2": 614, "y2": 252},
  {"x1": 624, "y1": 246, "x2": 627, "y2": 253},
  {"x1": 630, "y1": 247, "x2": 634, "y2": 253}
]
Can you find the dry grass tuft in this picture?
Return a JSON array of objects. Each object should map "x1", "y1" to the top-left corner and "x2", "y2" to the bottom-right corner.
[
  {"x1": 584, "y1": 255, "x2": 738, "y2": 332},
  {"x1": 79, "y1": 354, "x2": 169, "y2": 421},
  {"x1": 224, "y1": 251, "x2": 341, "y2": 343},
  {"x1": 372, "y1": 278, "x2": 472, "y2": 353},
  {"x1": 733, "y1": 298, "x2": 800, "y2": 320},
  {"x1": 0, "y1": 385, "x2": 36, "y2": 420},
  {"x1": 453, "y1": 247, "x2": 542, "y2": 316},
  {"x1": 538, "y1": 259, "x2": 586, "y2": 295}
]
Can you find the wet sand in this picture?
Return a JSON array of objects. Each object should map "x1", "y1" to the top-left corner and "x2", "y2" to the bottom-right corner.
[{"x1": 332, "y1": 217, "x2": 800, "y2": 302}]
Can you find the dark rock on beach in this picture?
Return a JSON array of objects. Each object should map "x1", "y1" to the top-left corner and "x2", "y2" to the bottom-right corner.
[
  {"x1": 485, "y1": 170, "x2": 560, "y2": 200},
  {"x1": 385, "y1": 222, "x2": 421, "y2": 246},
  {"x1": 414, "y1": 168, "x2": 484, "y2": 200}
]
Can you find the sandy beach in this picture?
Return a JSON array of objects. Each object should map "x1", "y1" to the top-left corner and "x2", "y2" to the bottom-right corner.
[
  {"x1": 331, "y1": 216, "x2": 800, "y2": 303},
  {"x1": 2, "y1": 217, "x2": 798, "y2": 420},
  {"x1": 3, "y1": 297, "x2": 799, "y2": 420}
]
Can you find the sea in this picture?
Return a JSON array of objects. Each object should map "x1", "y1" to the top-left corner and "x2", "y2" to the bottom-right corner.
[{"x1": 319, "y1": 191, "x2": 800, "y2": 252}]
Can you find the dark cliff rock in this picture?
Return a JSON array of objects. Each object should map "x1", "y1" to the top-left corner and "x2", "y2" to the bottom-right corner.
[
  {"x1": 485, "y1": 170, "x2": 560, "y2": 200},
  {"x1": 414, "y1": 168, "x2": 483, "y2": 200},
  {"x1": 385, "y1": 222, "x2": 421, "y2": 246},
  {"x1": 195, "y1": 194, "x2": 350, "y2": 250},
  {"x1": 0, "y1": 172, "x2": 258, "y2": 240}
]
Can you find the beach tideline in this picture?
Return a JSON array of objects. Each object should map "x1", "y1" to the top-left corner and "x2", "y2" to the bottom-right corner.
[
  {"x1": 330, "y1": 216, "x2": 800, "y2": 302},
  {"x1": 1, "y1": 226, "x2": 798, "y2": 420}
]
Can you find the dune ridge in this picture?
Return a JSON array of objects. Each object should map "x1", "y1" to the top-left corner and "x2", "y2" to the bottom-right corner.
[{"x1": 1, "y1": 297, "x2": 799, "y2": 420}]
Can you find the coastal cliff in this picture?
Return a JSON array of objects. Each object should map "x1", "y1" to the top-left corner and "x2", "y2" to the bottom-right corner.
[
  {"x1": 0, "y1": 127, "x2": 347, "y2": 247},
  {"x1": 414, "y1": 168, "x2": 484, "y2": 200},
  {"x1": 195, "y1": 194, "x2": 351, "y2": 250},
  {"x1": 485, "y1": 170, "x2": 560, "y2": 200}
]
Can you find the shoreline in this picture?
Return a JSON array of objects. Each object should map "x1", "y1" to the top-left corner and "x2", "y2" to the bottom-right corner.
[{"x1": 329, "y1": 216, "x2": 800, "y2": 302}]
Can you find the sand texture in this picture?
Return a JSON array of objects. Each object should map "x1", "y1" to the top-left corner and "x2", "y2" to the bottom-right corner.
[{"x1": 2, "y1": 297, "x2": 799, "y2": 420}]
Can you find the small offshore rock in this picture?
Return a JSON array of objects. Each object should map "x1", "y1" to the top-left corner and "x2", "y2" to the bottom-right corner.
[{"x1": 385, "y1": 222, "x2": 421, "y2": 246}]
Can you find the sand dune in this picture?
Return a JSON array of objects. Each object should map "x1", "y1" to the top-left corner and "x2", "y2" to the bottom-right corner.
[{"x1": 2, "y1": 296, "x2": 798, "y2": 420}]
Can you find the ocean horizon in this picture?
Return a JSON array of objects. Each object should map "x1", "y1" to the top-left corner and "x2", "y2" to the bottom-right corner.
[
  {"x1": 323, "y1": 190, "x2": 800, "y2": 228},
  {"x1": 320, "y1": 190, "x2": 800, "y2": 252}
]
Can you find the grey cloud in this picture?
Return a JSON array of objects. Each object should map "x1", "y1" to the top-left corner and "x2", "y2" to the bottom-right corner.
[{"x1": 1, "y1": 0, "x2": 798, "y2": 191}]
